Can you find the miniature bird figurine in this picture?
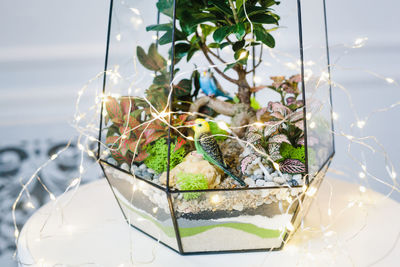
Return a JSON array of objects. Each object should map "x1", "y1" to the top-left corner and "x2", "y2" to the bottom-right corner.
[
  {"x1": 192, "y1": 118, "x2": 246, "y2": 186},
  {"x1": 199, "y1": 69, "x2": 232, "y2": 100}
]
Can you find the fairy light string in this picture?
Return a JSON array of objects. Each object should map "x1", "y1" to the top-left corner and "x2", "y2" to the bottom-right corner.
[{"x1": 10, "y1": 3, "x2": 400, "y2": 264}]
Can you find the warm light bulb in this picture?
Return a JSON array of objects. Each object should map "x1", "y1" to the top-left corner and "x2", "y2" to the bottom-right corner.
[
  {"x1": 356, "y1": 120, "x2": 365, "y2": 128},
  {"x1": 217, "y1": 121, "x2": 229, "y2": 131}
]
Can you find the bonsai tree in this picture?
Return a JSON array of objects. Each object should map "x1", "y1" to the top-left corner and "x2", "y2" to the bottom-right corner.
[{"x1": 145, "y1": 0, "x2": 281, "y2": 136}]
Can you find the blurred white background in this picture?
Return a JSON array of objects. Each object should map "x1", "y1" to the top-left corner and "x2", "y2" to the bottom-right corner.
[{"x1": 0, "y1": 0, "x2": 399, "y2": 266}]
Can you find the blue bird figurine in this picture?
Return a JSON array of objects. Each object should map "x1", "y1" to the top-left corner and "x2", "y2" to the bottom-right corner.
[{"x1": 199, "y1": 69, "x2": 232, "y2": 100}]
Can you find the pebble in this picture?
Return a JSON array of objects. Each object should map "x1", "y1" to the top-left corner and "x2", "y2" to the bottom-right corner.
[
  {"x1": 264, "y1": 182, "x2": 276, "y2": 187},
  {"x1": 273, "y1": 176, "x2": 286, "y2": 184},
  {"x1": 147, "y1": 168, "x2": 156, "y2": 174},
  {"x1": 106, "y1": 157, "x2": 118, "y2": 166},
  {"x1": 271, "y1": 172, "x2": 278, "y2": 178},
  {"x1": 233, "y1": 203, "x2": 244, "y2": 211},
  {"x1": 142, "y1": 172, "x2": 153, "y2": 180},
  {"x1": 120, "y1": 163, "x2": 130, "y2": 172},
  {"x1": 244, "y1": 178, "x2": 255, "y2": 187},
  {"x1": 255, "y1": 179, "x2": 265, "y2": 187},
  {"x1": 139, "y1": 163, "x2": 147, "y2": 170},
  {"x1": 288, "y1": 179, "x2": 299, "y2": 187},
  {"x1": 283, "y1": 173, "x2": 292, "y2": 181},
  {"x1": 293, "y1": 174, "x2": 302, "y2": 181},
  {"x1": 253, "y1": 168, "x2": 263, "y2": 176},
  {"x1": 254, "y1": 174, "x2": 264, "y2": 180}
]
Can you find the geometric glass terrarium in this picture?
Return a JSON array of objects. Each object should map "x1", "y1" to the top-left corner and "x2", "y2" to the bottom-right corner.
[{"x1": 98, "y1": 0, "x2": 334, "y2": 254}]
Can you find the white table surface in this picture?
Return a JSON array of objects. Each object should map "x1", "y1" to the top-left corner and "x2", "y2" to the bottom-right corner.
[{"x1": 17, "y1": 177, "x2": 400, "y2": 267}]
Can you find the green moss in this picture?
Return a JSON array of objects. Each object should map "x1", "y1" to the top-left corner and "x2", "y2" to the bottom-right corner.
[
  {"x1": 279, "y1": 142, "x2": 305, "y2": 163},
  {"x1": 176, "y1": 172, "x2": 208, "y2": 200},
  {"x1": 144, "y1": 139, "x2": 186, "y2": 174},
  {"x1": 208, "y1": 121, "x2": 229, "y2": 141}
]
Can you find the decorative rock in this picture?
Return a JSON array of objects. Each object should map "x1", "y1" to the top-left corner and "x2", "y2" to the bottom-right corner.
[
  {"x1": 142, "y1": 172, "x2": 153, "y2": 180},
  {"x1": 293, "y1": 174, "x2": 302, "y2": 181},
  {"x1": 139, "y1": 163, "x2": 147, "y2": 170},
  {"x1": 253, "y1": 168, "x2": 263, "y2": 177},
  {"x1": 147, "y1": 168, "x2": 156, "y2": 174},
  {"x1": 273, "y1": 176, "x2": 286, "y2": 184},
  {"x1": 120, "y1": 163, "x2": 130, "y2": 172},
  {"x1": 264, "y1": 181, "x2": 276, "y2": 187},
  {"x1": 244, "y1": 178, "x2": 255, "y2": 187},
  {"x1": 106, "y1": 157, "x2": 118, "y2": 166},
  {"x1": 283, "y1": 173, "x2": 292, "y2": 181},
  {"x1": 131, "y1": 164, "x2": 138, "y2": 172},
  {"x1": 160, "y1": 152, "x2": 223, "y2": 188},
  {"x1": 255, "y1": 179, "x2": 265, "y2": 187},
  {"x1": 232, "y1": 203, "x2": 244, "y2": 211},
  {"x1": 288, "y1": 179, "x2": 299, "y2": 187},
  {"x1": 271, "y1": 172, "x2": 278, "y2": 178}
]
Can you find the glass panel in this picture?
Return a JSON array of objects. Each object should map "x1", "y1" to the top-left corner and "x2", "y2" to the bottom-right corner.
[
  {"x1": 99, "y1": 0, "x2": 177, "y2": 182},
  {"x1": 101, "y1": 162, "x2": 179, "y2": 250},
  {"x1": 301, "y1": 0, "x2": 334, "y2": 177},
  {"x1": 171, "y1": 187, "x2": 303, "y2": 252}
]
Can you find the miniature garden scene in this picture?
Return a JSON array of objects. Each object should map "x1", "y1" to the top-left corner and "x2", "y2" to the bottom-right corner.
[{"x1": 99, "y1": 0, "x2": 334, "y2": 253}]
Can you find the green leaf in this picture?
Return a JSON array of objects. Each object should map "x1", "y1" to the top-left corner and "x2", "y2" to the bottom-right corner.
[
  {"x1": 220, "y1": 42, "x2": 230, "y2": 50},
  {"x1": 234, "y1": 22, "x2": 246, "y2": 40},
  {"x1": 136, "y1": 45, "x2": 164, "y2": 71},
  {"x1": 254, "y1": 26, "x2": 275, "y2": 48},
  {"x1": 186, "y1": 47, "x2": 198, "y2": 61},
  {"x1": 174, "y1": 43, "x2": 191, "y2": 59},
  {"x1": 213, "y1": 25, "x2": 233, "y2": 43},
  {"x1": 105, "y1": 96, "x2": 123, "y2": 124},
  {"x1": 223, "y1": 63, "x2": 236, "y2": 72},
  {"x1": 148, "y1": 43, "x2": 167, "y2": 69},
  {"x1": 236, "y1": 0, "x2": 244, "y2": 10},
  {"x1": 232, "y1": 40, "x2": 245, "y2": 51},
  {"x1": 146, "y1": 23, "x2": 172, "y2": 32},
  {"x1": 210, "y1": 0, "x2": 233, "y2": 16},
  {"x1": 174, "y1": 79, "x2": 192, "y2": 97},
  {"x1": 153, "y1": 74, "x2": 168, "y2": 85},
  {"x1": 191, "y1": 69, "x2": 201, "y2": 98},
  {"x1": 249, "y1": 13, "x2": 278, "y2": 24},
  {"x1": 158, "y1": 30, "x2": 173, "y2": 45},
  {"x1": 200, "y1": 24, "x2": 216, "y2": 38},
  {"x1": 208, "y1": 42, "x2": 220, "y2": 48}
]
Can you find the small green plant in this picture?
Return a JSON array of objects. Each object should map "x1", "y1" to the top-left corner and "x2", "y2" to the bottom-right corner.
[
  {"x1": 144, "y1": 139, "x2": 186, "y2": 174},
  {"x1": 176, "y1": 172, "x2": 209, "y2": 200},
  {"x1": 279, "y1": 142, "x2": 305, "y2": 163}
]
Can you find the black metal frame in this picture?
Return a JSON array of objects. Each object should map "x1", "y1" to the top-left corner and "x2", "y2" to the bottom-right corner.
[{"x1": 97, "y1": 0, "x2": 335, "y2": 255}]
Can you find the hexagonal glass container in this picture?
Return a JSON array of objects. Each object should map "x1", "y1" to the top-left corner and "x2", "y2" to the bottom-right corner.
[{"x1": 98, "y1": 0, "x2": 334, "y2": 254}]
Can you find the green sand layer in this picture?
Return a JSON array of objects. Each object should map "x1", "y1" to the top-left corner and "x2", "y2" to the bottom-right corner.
[{"x1": 117, "y1": 195, "x2": 283, "y2": 239}]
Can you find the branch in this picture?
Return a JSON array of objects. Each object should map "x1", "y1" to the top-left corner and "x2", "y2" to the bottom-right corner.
[
  {"x1": 200, "y1": 44, "x2": 240, "y2": 85},
  {"x1": 228, "y1": 0, "x2": 239, "y2": 24},
  {"x1": 246, "y1": 44, "x2": 264, "y2": 74},
  {"x1": 207, "y1": 47, "x2": 227, "y2": 64},
  {"x1": 189, "y1": 96, "x2": 235, "y2": 117}
]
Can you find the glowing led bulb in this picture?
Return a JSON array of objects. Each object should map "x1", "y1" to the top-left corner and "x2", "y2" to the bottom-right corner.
[
  {"x1": 49, "y1": 193, "x2": 56, "y2": 201},
  {"x1": 359, "y1": 186, "x2": 366, "y2": 193},
  {"x1": 14, "y1": 229, "x2": 19, "y2": 238},
  {"x1": 77, "y1": 143, "x2": 84, "y2": 151},
  {"x1": 385, "y1": 77, "x2": 394, "y2": 84},
  {"x1": 332, "y1": 112, "x2": 338, "y2": 120},
  {"x1": 356, "y1": 120, "x2": 365, "y2": 128},
  {"x1": 358, "y1": 172, "x2": 366, "y2": 179},
  {"x1": 286, "y1": 222, "x2": 294, "y2": 231},
  {"x1": 238, "y1": 51, "x2": 247, "y2": 60},
  {"x1": 306, "y1": 112, "x2": 312, "y2": 120},
  {"x1": 70, "y1": 178, "x2": 80, "y2": 187},
  {"x1": 116, "y1": 34, "x2": 121, "y2": 41},
  {"x1": 187, "y1": 136, "x2": 194, "y2": 141},
  {"x1": 309, "y1": 121, "x2": 316, "y2": 129},
  {"x1": 211, "y1": 194, "x2": 221, "y2": 204},
  {"x1": 305, "y1": 186, "x2": 317, "y2": 197},
  {"x1": 25, "y1": 201, "x2": 35, "y2": 209}
]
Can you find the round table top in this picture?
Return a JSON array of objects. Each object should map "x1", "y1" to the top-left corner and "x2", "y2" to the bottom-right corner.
[{"x1": 17, "y1": 177, "x2": 400, "y2": 267}]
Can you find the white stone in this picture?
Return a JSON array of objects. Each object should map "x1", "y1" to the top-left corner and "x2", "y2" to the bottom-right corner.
[
  {"x1": 261, "y1": 190, "x2": 270, "y2": 198},
  {"x1": 107, "y1": 157, "x2": 118, "y2": 166},
  {"x1": 264, "y1": 182, "x2": 276, "y2": 187},
  {"x1": 253, "y1": 168, "x2": 263, "y2": 176},
  {"x1": 147, "y1": 168, "x2": 156, "y2": 174},
  {"x1": 255, "y1": 179, "x2": 265, "y2": 187},
  {"x1": 244, "y1": 178, "x2": 255, "y2": 187},
  {"x1": 283, "y1": 173, "x2": 292, "y2": 181},
  {"x1": 139, "y1": 163, "x2": 147, "y2": 170},
  {"x1": 293, "y1": 174, "x2": 302, "y2": 181},
  {"x1": 271, "y1": 172, "x2": 278, "y2": 178},
  {"x1": 273, "y1": 176, "x2": 286, "y2": 184},
  {"x1": 120, "y1": 163, "x2": 130, "y2": 171},
  {"x1": 233, "y1": 203, "x2": 244, "y2": 211}
]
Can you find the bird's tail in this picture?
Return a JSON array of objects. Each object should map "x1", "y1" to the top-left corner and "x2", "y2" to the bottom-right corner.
[{"x1": 220, "y1": 165, "x2": 246, "y2": 186}]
